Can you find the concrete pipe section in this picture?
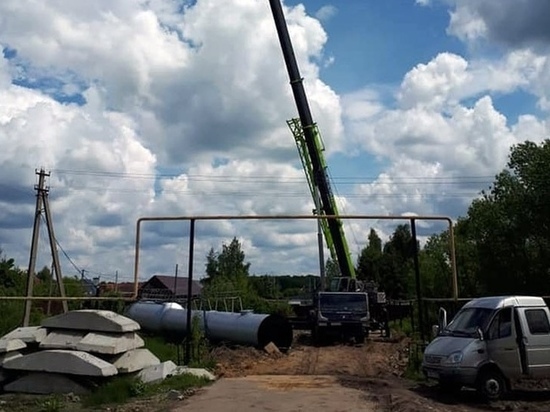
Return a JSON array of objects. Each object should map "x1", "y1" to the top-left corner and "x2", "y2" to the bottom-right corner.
[{"x1": 125, "y1": 301, "x2": 293, "y2": 350}]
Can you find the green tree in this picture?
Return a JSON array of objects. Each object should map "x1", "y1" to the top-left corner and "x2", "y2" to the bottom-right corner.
[
  {"x1": 36, "y1": 265, "x2": 52, "y2": 282},
  {"x1": 464, "y1": 140, "x2": 550, "y2": 295},
  {"x1": 379, "y1": 224, "x2": 414, "y2": 299},
  {"x1": 202, "y1": 237, "x2": 252, "y2": 300},
  {"x1": 419, "y1": 231, "x2": 453, "y2": 297},
  {"x1": 325, "y1": 257, "x2": 340, "y2": 280},
  {"x1": 356, "y1": 228, "x2": 383, "y2": 283},
  {"x1": 0, "y1": 252, "x2": 23, "y2": 291}
]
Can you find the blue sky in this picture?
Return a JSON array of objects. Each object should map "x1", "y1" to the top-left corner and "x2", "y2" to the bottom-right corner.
[
  {"x1": 300, "y1": 1, "x2": 464, "y2": 91},
  {"x1": 0, "y1": 0, "x2": 549, "y2": 280}
]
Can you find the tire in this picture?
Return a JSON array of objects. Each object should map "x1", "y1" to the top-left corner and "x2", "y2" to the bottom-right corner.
[
  {"x1": 477, "y1": 369, "x2": 507, "y2": 401},
  {"x1": 312, "y1": 326, "x2": 324, "y2": 346}
]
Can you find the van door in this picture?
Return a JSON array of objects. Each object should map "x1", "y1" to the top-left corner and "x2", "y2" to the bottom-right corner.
[
  {"x1": 485, "y1": 307, "x2": 522, "y2": 380},
  {"x1": 517, "y1": 307, "x2": 550, "y2": 378}
]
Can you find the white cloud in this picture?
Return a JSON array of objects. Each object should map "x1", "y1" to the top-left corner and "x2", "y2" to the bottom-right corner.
[
  {"x1": 343, "y1": 60, "x2": 549, "y2": 226},
  {"x1": 0, "y1": 0, "x2": 349, "y2": 279},
  {"x1": 315, "y1": 5, "x2": 337, "y2": 22},
  {"x1": 1, "y1": 0, "x2": 550, "y2": 284},
  {"x1": 447, "y1": 3, "x2": 487, "y2": 42},
  {"x1": 446, "y1": 0, "x2": 550, "y2": 49}
]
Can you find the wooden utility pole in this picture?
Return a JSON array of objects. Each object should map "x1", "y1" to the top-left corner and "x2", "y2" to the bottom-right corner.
[{"x1": 23, "y1": 169, "x2": 68, "y2": 326}]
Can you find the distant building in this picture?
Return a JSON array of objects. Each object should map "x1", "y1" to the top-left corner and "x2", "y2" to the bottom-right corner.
[
  {"x1": 80, "y1": 278, "x2": 98, "y2": 296},
  {"x1": 138, "y1": 275, "x2": 203, "y2": 301},
  {"x1": 98, "y1": 281, "x2": 142, "y2": 297}
]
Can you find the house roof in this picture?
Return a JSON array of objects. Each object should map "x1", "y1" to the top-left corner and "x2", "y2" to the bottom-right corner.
[
  {"x1": 98, "y1": 282, "x2": 142, "y2": 295},
  {"x1": 140, "y1": 275, "x2": 203, "y2": 296}
]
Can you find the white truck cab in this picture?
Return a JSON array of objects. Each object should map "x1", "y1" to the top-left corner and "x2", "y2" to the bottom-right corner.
[{"x1": 422, "y1": 296, "x2": 550, "y2": 400}]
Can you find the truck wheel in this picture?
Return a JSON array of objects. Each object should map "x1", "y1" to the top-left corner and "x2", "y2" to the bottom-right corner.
[
  {"x1": 477, "y1": 369, "x2": 506, "y2": 401},
  {"x1": 312, "y1": 326, "x2": 323, "y2": 346}
]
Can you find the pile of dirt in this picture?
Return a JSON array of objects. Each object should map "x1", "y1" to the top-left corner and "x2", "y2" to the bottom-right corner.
[
  {"x1": 208, "y1": 333, "x2": 550, "y2": 412},
  {"x1": 211, "y1": 333, "x2": 411, "y2": 379},
  {"x1": 211, "y1": 344, "x2": 282, "y2": 378}
]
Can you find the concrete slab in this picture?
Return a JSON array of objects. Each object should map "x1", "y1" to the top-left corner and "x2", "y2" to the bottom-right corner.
[
  {"x1": 41, "y1": 310, "x2": 140, "y2": 333},
  {"x1": 112, "y1": 348, "x2": 160, "y2": 373},
  {"x1": 138, "y1": 360, "x2": 177, "y2": 384},
  {"x1": 175, "y1": 366, "x2": 216, "y2": 381},
  {"x1": 76, "y1": 332, "x2": 145, "y2": 355},
  {"x1": 4, "y1": 372, "x2": 91, "y2": 395},
  {"x1": 39, "y1": 330, "x2": 86, "y2": 350},
  {"x1": 3, "y1": 349, "x2": 118, "y2": 377},
  {"x1": 0, "y1": 350, "x2": 22, "y2": 366},
  {"x1": 0, "y1": 338, "x2": 26, "y2": 353},
  {"x1": 0, "y1": 326, "x2": 47, "y2": 344}
]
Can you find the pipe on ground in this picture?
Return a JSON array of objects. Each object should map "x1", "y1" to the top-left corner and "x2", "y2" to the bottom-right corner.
[{"x1": 125, "y1": 301, "x2": 293, "y2": 350}]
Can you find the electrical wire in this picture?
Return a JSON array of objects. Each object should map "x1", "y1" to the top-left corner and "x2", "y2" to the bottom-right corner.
[{"x1": 40, "y1": 214, "x2": 82, "y2": 277}]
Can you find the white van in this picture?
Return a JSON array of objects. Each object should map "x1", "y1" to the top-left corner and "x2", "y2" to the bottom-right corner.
[{"x1": 422, "y1": 296, "x2": 550, "y2": 400}]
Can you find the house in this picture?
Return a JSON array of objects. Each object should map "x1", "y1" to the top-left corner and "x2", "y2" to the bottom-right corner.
[
  {"x1": 98, "y1": 281, "x2": 142, "y2": 297},
  {"x1": 138, "y1": 275, "x2": 203, "y2": 301},
  {"x1": 80, "y1": 278, "x2": 99, "y2": 296}
]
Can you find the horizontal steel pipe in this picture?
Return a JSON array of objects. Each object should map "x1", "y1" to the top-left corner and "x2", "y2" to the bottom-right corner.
[{"x1": 125, "y1": 301, "x2": 293, "y2": 350}]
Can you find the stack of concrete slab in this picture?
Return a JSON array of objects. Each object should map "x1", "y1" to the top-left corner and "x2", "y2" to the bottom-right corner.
[{"x1": 0, "y1": 310, "x2": 177, "y2": 395}]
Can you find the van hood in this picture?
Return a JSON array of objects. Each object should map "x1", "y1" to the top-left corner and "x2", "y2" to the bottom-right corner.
[{"x1": 425, "y1": 336, "x2": 476, "y2": 356}]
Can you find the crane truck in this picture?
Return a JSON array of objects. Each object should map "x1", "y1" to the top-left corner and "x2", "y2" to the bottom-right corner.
[{"x1": 268, "y1": 0, "x2": 389, "y2": 343}]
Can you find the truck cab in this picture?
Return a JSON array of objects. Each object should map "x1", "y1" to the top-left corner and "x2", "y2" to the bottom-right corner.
[
  {"x1": 315, "y1": 291, "x2": 369, "y2": 343},
  {"x1": 422, "y1": 296, "x2": 550, "y2": 400}
]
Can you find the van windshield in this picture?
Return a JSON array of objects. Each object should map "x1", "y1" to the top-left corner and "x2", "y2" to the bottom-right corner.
[{"x1": 443, "y1": 307, "x2": 495, "y2": 337}]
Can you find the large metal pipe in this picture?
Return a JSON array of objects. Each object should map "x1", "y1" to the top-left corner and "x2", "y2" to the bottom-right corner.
[{"x1": 125, "y1": 301, "x2": 294, "y2": 350}]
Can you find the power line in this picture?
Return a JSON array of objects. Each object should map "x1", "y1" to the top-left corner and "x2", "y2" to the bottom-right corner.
[
  {"x1": 52, "y1": 167, "x2": 498, "y2": 184},
  {"x1": 39, "y1": 214, "x2": 82, "y2": 277}
]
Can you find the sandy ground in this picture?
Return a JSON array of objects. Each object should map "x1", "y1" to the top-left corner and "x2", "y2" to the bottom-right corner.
[
  {"x1": 174, "y1": 375, "x2": 378, "y2": 412},
  {"x1": 170, "y1": 333, "x2": 550, "y2": 412}
]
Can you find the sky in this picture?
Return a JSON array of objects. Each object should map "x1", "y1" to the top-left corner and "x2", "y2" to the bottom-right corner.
[{"x1": 0, "y1": 0, "x2": 549, "y2": 284}]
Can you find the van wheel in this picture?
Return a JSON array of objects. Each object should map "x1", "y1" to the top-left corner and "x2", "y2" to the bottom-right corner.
[{"x1": 477, "y1": 369, "x2": 506, "y2": 401}]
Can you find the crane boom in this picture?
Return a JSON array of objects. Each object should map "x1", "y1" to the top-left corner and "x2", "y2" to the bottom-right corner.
[{"x1": 268, "y1": 0, "x2": 355, "y2": 278}]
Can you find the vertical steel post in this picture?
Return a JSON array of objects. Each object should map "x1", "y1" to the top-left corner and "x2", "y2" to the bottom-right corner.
[
  {"x1": 410, "y1": 219, "x2": 425, "y2": 342},
  {"x1": 173, "y1": 263, "x2": 179, "y2": 299},
  {"x1": 184, "y1": 219, "x2": 195, "y2": 365}
]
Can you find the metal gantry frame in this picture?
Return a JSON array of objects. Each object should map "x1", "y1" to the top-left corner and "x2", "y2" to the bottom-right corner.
[
  {"x1": 1, "y1": 213, "x2": 458, "y2": 356},
  {"x1": 133, "y1": 214, "x2": 459, "y2": 358},
  {"x1": 0, "y1": 213, "x2": 459, "y2": 302}
]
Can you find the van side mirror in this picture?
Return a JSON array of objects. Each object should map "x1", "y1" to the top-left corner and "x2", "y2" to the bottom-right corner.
[
  {"x1": 438, "y1": 307, "x2": 447, "y2": 330},
  {"x1": 432, "y1": 324, "x2": 440, "y2": 338},
  {"x1": 476, "y1": 327, "x2": 484, "y2": 341}
]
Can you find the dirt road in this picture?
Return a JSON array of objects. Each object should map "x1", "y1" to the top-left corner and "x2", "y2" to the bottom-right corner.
[
  {"x1": 174, "y1": 375, "x2": 378, "y2": 412},
  {"x1": 171, "y1": 334, "x2": 550, "y2": 412}
]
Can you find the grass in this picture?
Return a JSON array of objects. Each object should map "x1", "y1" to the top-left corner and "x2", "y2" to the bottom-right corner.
[
  {"x1": 403, "y1": 341, "x2": 428, "y2": 381},
  {"x1": 36, "y1": 396, "x2": 63, "y2": 412},
  {"x1": 143, "y1": 336, "x2": 180, "y2": 362},
  {"x1": 83, "y1": 373, "x2": 211, "y2": 407},
  {"x1": 143, "y1": 334, "x2": 216, "y2": 370}
]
